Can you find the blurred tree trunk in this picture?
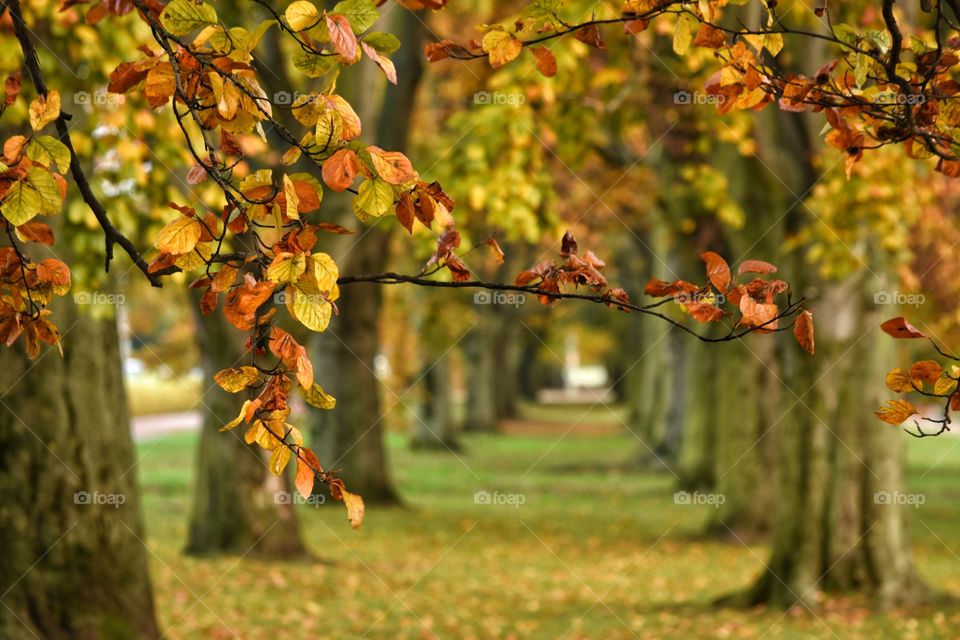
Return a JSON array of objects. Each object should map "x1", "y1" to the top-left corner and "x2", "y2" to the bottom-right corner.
[
  {"x1": 463, "y1": 314, "x2": 499, "y2": 433},
  {"x1": 185, "y1": 294, "x2": 307, "y2": 557},
  {"x1": 308, "y1": 10, "x2": 425, "y2": 503},
  {"x1": 410, "y1": 353, "x2": 459, "y2": 450},
  {"x1": 0, "y1": 296, "x2": 161, "y2": 639}
]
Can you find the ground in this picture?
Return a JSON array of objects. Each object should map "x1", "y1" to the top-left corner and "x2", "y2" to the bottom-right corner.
[{"x1": 134, "y1": 405, "x2": 960, "y2": 639}]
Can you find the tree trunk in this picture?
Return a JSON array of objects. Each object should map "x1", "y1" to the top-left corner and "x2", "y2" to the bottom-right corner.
[
  {"x1": 410, "y1": 353, "x2": 459, "y2": 450},
  {"x1": 307, "y1": 9, "x2": 426, "y2": 504},
  {"x1": 745, "y1": 273, "x2": 926, "y2": 609},
  {"x1": 0, "y1": 297, "x2": 161, "y2": 639},
  {"x1": 185, "y1": 294, "x2": 307, "y2": 557},
  {"x1": 462, "y1": 316, "x2": 499, "y2": 433}
]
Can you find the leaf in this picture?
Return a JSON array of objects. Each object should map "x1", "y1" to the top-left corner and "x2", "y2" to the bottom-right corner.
[
  {"x1": 16, "y1": 221, "x2": 54, "y2": 246},
  {"x1": 26, "y1": 136, "x2": 71, "y2": 172},
  {"x1": 909, "y1": 360, "x2": 942, "y2": 385},
  {"x1": 267, "y1": 252, "x2": 307, "y2": 283},
  {"x1": 485, "y1": 237, "x2": 505, "y2": 264},
  {"x1": 361, "y1": 42, "x2": 397, "y2": 84},
  {"x1": 224, "y1": 274, "x2": 276, "y2": 330},
  {"x1": 885, "y1": 368, "x2": 913, "y2": 393},
  {"x1": 482, "y1": 30, "x2": 522, "y2": 69},
  {"x1": 880, "y1": 317, "x2": 926, "y2": 339},
  {"x1": 322, "y1": 148, "x2": 361, "y2": 192},
  {"x1": 793, "y1": 310, "x2": 814, "y2": 354},
  {"x1": 701, "y1": 251, "x2": 731, "y2": 292},
  {"x1": 935, "y1": 375, "x2": 958, "y2": 397},
  {"x1": 161, "y1": 0, "x2": 218, "y2": 35},
  {"x1": 3, "y1": 135, "x2": 26, "y2": 164},
  {"x1": 530, "y1": 46, "x2": 557, "y2": 77},
  {"x1": 331, "y1": 484, "x2": 365, "y2": 529},
  {"x1": 673, "y1": 13, "x2": 698, "y2": 55},
  {"x1": 269, "y1": 445, "x2": 292, "y2": 476},
  {"x1": 289, "y1": 287, "x2": 333, "y2": 332},
  {"x1": 354, "y1": 178, "x2": 394, "y2": 218},
  {"x1": 363, "y1": 32, "x2": 401, "y2": 54},
  {"x1": 26, "y1": 168, "x2": 62, "y2": 215},
  {"x1": 368, "y1": 146, "x2": 414, "y2": 184},
  {"x1": 0, "y1": 181, "x2": 41, "y2": 226},
  {"x1": 29, "y1": 91, "x2": 60, "y2": 131},
  {"x1": 875, "y1": 399, "x2": 917, "y2": 425},
  {"x1": 739, "y1": 296, "x2": 778, "y2": 330},
  {"x1": 334, "y1": 0, "x2": 379, "y2": 33},
  {"x1": 220, "y1": 400, "x2": 253, "y2": 431},
  {"x1": 155, "y1": 216, "x2": 202, "y2": 255},
  {"x1": 36, "y1": 258, "x2": 70, "y2": 288},
  {"x1": 693, "y1": 23, "x2": 726, "y2": 48},
  {"x1": 326, "y1": 13, "x2": 359, "y2": 62},
  {"x1": 685, "y1": 302, "x2": 725, "y2": 323},
  {"x1": 295, "y1": 454, "x2": 316, "y2": 499},
  {"x1": 269, "y1": 327, "x2": 313, "y2": 388},
  {"x1": 302, "y1": 382, "x2": 336, "y2": 409},
  {"x1": 738, "y1": 260, "x2": 777, "y2": 275},
  {"x1": 395, "y1": 191, "x2": 415, "y2": 233},
  {"x1": 214, "y1": 366, "x2": 260, "y2": 393},
  {"x1": 574, "y1": 25, "x2": 605, "y2": 48},
  {"x1": 285, "y1": 0, "x2": 319, "y2": 30}
]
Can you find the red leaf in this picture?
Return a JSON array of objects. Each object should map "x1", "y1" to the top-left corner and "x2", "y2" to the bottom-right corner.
[
  {"x1": 737, "y1": 260, "x2": 777, "y2": 276},
  {"x1": 793, "y1": 310, "x2": 814, "y2": 354},
  {"x1": 701, "y1": 251, "x2": 731, "y2": 292},
  {"x1": 326, "y1": 13, "x2": 358, "y2": 62},
  {"x1": 322, "y1": 149, "x2": 361, "y2": 192}
]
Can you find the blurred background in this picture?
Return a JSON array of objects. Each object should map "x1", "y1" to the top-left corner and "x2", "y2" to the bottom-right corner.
[{"x1": 4, "y1": 0, "x2": 960, "y2": 639}]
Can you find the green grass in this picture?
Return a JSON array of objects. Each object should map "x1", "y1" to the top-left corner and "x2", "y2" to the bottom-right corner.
[
  {"x1": 127, "y1": 373, "x2": 202, "y2": 416},
  {"x1": 135, "y1": 423, "x2": 960, "y2": 639}
]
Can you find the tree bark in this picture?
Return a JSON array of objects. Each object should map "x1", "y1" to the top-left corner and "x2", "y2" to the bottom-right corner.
[
  {"x1": 0, "y1": 296, "x2": 161, "y2": 639},
  {"x1": 410, "y1": 353, "x2": 460, "y2": 450},
  {"x1": 184, "y1": 293, "x2": 308, "y2": 558}
]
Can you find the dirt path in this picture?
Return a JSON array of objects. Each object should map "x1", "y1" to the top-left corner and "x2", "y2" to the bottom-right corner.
[{"x1": 131, "y1": 411, "x2": 201, "y2": 441}]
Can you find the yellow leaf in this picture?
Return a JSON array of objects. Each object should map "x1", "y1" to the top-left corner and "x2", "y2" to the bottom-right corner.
[
  {"x1": 342, "y1": 489, "x2": 364, "y2": 529},
  {"x1": 221, "y1": 399, "x2": 254, "y2": 431},
  {"x1": 482, "y1": 30, "x2": 523, "y2": 69},
  {"x1": 161, "y1": 0, "x2": 218, "y2": 36},
  {"x1": 354, "y1": 178, "x2": 394, "y2": 219},
  {"x1": 0, "y1": 181, "x2": 41, "y2": 226},
  {"x1": 155, "y1": 216, "x2": 202, "y2": 255},
  {"x1": 29, "y1": 91, "x2": 60, "y2": 131},
  {"x1": 672, "y1": 13, "x2": 698, "y2": 56},
  {"x1": 875, "y1": 399, "x2": 917, "y2": 425},
  {"x1": 269, "y1": 445, "x2": 292, "y2": 475},
  {"x1": 885, "y1": 368, "x2": 913, "y2": 393},
  {"x1": 266, "y1": 252, "x2": 307, "y2": 283},
  {"x1": 282, "y1": 174, "x2": 300, "y2": 220},
  {"x1": 301, "y1": 382, "x2": 336, "y2": 408},
  {"x1": 290, "y1": 287, "x2": 333, "y2": 332},
  {"x1": 285, "y1": 0, "x2": 319, "y2": 31},
  {"x1": 308, "y1": 252, "x2": 339, "y2": 293},
  {"x1": 214, "y1": 366, "x2": 260, "y2": 393},
  {"x1": 935, "y1": 375, "x2": 958, "y2": 396}
]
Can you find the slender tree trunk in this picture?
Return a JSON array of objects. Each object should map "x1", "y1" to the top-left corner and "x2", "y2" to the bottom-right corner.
[
  {"x1": 185, "y1": 294, "x2": 307, "y2": 557},
  {"x1": 462, "y1": 316, "x2": 499, "y2": 433},
  {"x1": 0, "y1": 297, "x2": 161, "y2": 639},
  {"x1": 308, "y1": 9, "x2": 426, "y2": 503},
  {"x1": 410, "y1": 353, "x2": 459, "y2": 450}
]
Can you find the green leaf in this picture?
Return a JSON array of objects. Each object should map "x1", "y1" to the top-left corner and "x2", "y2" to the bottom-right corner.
[
  {"x1": 362, "y1": 31, "x2": 400, "y2": 54},
  {"x1": 0, "y1": 181, "x2": 41, "y2": 226},
  {"x1": 293, "y1": 50, "x2": 338, "y2": 78},
  {"x1": 333, "y1": 0, "x2": 379, "y2": 34},
  {"x1": 161, "y1": 0, "x2": 218, "y2": 36},
  {"x1": 26, "y1": 136, "x2": 71, "y2": 173},
  {"x1": 354, "y1": 177, "x2": 394, "y2": 219},
  {"x1": 26, "y1": 168, "x2": 62, "y2": 215}
]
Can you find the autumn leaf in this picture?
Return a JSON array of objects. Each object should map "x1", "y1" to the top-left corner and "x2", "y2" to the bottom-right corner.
[
  {"x1": 738, "y1": 260, "x2": 777, "y2": 275},
  {"x1": 322, "y1": 148, "x2": 361, "y2": 192},
  {"x1": 223, "y1": 274, "x2": 276, "y2": 330},
  {"x1": 295, "y1": 452, "x2": 316, "y2": 499},
  {"x1": 368, "y1": 146, "x2": 415, "y2": 185},
  {"x1": 885, "y1": 368, "x2": 913, "y2": 393},
  {"x1": 361, "y1": 42, "x2": 397, "y2": 84},
  {"x1": 160, "y1": 0, "x2": 218, "y2": 35},
  {"x1": 701, "y1": 251, "x2": 731, "y2": 292},
  {"x1": 29, "y1": 91, "x2": 60, "y2": 131},
  {"x1": 875, "y1": 399, "x2": 917, "y2": 425},
  {"x1": 793, "y1": 310, "x2": 814, "y2": 354},
  {"x1": 301, "y1": 382, "x2": 336, "y2": 409},
  {"x1": 693, "y1": 24, "x2": 726, "y2": 49},
  {"x1": 880, "y1": 317, "x2": 926, "y2": 339},
  {"x1": 685, "y1": 302, "x2": 725, "y2": 323},
  {"x1": 326, "y1": 13, "x2": 359, "y2": 62},
  {"x1": 36, "y1": 258, "x2": 70, "y2": 288},
  {"x1": 214, "y1": 366, "x2": 260, "y2": 393},
  {"x1": 482, "y1": 30, "x2": 522, "y2": 68},
  {"x1": 155, "y1": 216, "x2": 202, "y2": 255},
  {"x1": 485, "y1": 237, "x2": 505, "y2": 264},
  {"x1": 285, "y1": 0, "x2": 318, "y2": 31},
  {"x1": 530, "y1": 46, "x2": 558, "y2": 77},
  {"x1": 909, "y1": 360, "x2": 942, "y2": 385}
]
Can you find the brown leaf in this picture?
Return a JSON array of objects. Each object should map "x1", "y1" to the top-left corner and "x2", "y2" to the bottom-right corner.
[
  {"x1": 909, "y1": 360, "x2": 943, "y2": 385},
  {"x1": 395, "y1": 191, "x2": 415, "y2": 234},
  {"x1": 701, "y1": 251, "x2": 731, "y2": 292},
  {"x1": 793, "y1": 310, "x2": 814, "y2": 354},
  {"x1": 322, "y1": 148, "x2": 361, "y2": 192},
  {"x1": 738, "y1": 259, "x2": 778, "y2": 275},
  {"x1": 880, "y1": 317, "x2": 926, "y2": 339},
  {"x1": 574, "y1": 25, "x2": 605, "y2": 48},
  {"x1": 485, "y1": 237, "x2": 505, "y2": 264},
  {"x1": 530, "y1": 46, "x2": 557, "y2": 77},
  {"x1": 875, "y1": 399, "x2": 917, "y2": 425}
]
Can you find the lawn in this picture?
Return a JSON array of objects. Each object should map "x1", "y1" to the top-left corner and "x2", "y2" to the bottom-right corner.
[{"x1": 135, "y1": 417, "x2": 960, "y2": 639}]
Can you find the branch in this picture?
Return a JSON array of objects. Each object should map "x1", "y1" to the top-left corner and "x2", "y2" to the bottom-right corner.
[
  {"x1": 4, "y1": 0, "x2": 166, "y2": 286},
  {"x1": 336, "y1": 271, "x2": 804, "y2": 343}
]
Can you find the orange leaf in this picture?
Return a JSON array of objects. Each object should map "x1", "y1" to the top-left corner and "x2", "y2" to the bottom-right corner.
[
  {"x1": 530, "y1": 46, "x2": 557, "y2": 77},
  {"x1": 738, "y1": 260, "x2": 777, "y2": 275},
  {"x1": 875, "y1": 399, "x2": 917, "y2": 425},
  {"x1": 326, "y1": 13, "x2": 358, "y2": 62},
  {"x1": 909, "y1": 360, "x2": 942, "y2": 385},
  {"x1": 793, "y1": 310, "x2": 814, "y2": 354},
  {"x1": 701, "y1": 251, "x2": 731, "y2": 292},
  {"x1": 322, "y1": 148, "x2": 361, "y2": 192},
  {"x1": 880, "y1": 317, "x2": 925, "y2": 339}
]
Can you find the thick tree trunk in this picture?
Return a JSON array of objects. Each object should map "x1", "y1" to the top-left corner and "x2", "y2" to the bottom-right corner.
[
  {"x1": 744, "y1": 269, "x2": 925, "y2": 609},
  {"x1": 462, "y1": 317, "x2": 499, "y2": 433},
  {"x1": 0, "y1": 297, "x2": 161, "y2": 639},
  {"x1": 185, "y1": 295, "x2": 307, "y2": 557}
]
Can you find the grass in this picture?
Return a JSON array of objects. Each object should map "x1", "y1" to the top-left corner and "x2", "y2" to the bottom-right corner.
[
  {"x1": 135, "y1": 417, "x2": 960, "y2": 639},
  {"x1": 127, "y1": 373, "x2": 202, "y2": 416}
]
